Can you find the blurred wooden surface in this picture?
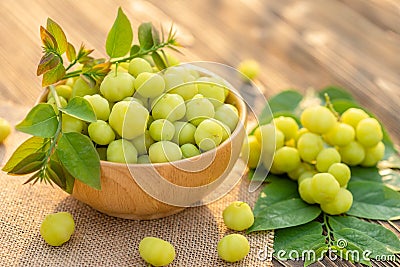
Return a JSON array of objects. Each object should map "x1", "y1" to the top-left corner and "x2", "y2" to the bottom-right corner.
[
  {"x1": 0, "y1": 0, "x2": 399, "y2": 266},
  {"x1": 0, "y1": 0, "x2": 399, "y2": 144}
]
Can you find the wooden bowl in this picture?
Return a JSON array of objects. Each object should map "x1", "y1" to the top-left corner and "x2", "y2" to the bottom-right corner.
[{"x1": 40, "y1": 81, "x2": 247, "y2": 220}]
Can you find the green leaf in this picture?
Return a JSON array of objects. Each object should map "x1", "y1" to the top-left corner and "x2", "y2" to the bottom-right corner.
[
  {"x1": 269, "y1": 90, "x2": 303, "y2": 113},
  {"x1": 46, "y1": 166, "x2": 63, "y2": 188},
  {"x1": 258, "y1": 90, "x2": 303, "y2": 124},
  {"x1": 47, "y1": 155, "x2": 75, "y2": 194},
  {"x1": 37, "y1": 53, "x2": 60, "y2": 76},
  {"x1": 46, "y1": 18, "x2": 68, "y2": 54},
  {"x1": 347, "y1": 180, "x2": 400, "y2": 220},
  {"x1": 66, "y1": 42, "x2": 76, "y2": 62},
  {"x1": 23, "y1": 171, "x2": 41, "y2": 185},
  {"x1": 252, "y1": 175, "x2": 299, "y2": 215},
  {"x1": 382, "y1": 136, "x2": 398, "y2": 160},
  {"x1": 329, "y1": 216, "x2": 400, "y2": 258},
  {"x1": 130, "y1": 44, "x2": 140, "y2": 56},
  {"x1": 7, "y1": 152, "x2": 45, "y2": 174},
  {"x1": 248, "y1": 176, "x2": 321, "y2": 232},
  {"x1": 330, "y1": 99, "x2": 360, "y2": 114},
  {"x1": 40, "y1": 26, "x2": 57, "y2": 51},
  {"x1": 63, "y1": 167, "x2": 75, "y2": 194},
  {"x1": 350, "y1": 166, "x2": 382, "y2": 183},
  {"x1": 318, "y1": 86, "x2": 355, "y2": 102},
  {"x1": 138, "y1": 22, "x2": 154, "y2": 50},
  {"x1": 56, "y1": 132, "x2": 100, "y2": 189},
  {"x1": 59, "y1": 96, "x2": 96, "y2": 122},
  {"x1": 42, "y1": 62, "x2": 66, "y2": 87},
  {"x1": 273, "y1": 221, "x2": 326, "y2": 263},
  {"x1": 76, "y1": 44, "x2": 94, "y2": 63},
  {"x1": 151, "y1": 51, "x2": 166, "y2": 70},
  {"x1": 152, "y1": 26, "x2": 160, "y2": 45},
  {"x1": 381, "y1": 132, "x2": 399, "y2": 160},
  {"x1": 249, "y1": 198, "x2": 321, "y2": 231},
  {"x1": 2, "y1": 137, "x2": 50, "y2": 172},
  {"x1": 106, "y1": 7, "x2": 133, "y2": 58},
  {"x1": 16, "y1": 104, "x2": 58, "y2": 137}
]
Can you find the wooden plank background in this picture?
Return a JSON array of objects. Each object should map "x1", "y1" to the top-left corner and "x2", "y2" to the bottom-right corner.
[
  {"x1": 0, "y1": 1, "x2": 399, "y2": 266},
  {"x1": 1, "y1": 0, "x2": 399, "y2": 144}
]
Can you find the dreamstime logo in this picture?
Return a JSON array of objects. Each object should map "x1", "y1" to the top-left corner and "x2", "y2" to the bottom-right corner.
[
  {"x1": 256, "y1": 244, "x2": 274, "y2": 262},
  {"x1": 336, "y1": 238, "x2": 347, "y2": 248},
  {"x1": 257, "y1": 239, "x2": 396, "y2": 263}
]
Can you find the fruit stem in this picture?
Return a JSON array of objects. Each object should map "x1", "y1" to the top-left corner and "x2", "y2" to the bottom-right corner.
[
  {"x1": 49, "y1": 85, "x2": 61, "y2": 110},
  {"x1": 65, "y1": 59, "x2": 78, "y2": 71},
  {"x1": 324, "y1": 93, "x2": 340, "y2": 120},
  {"x1": 114, "y1": 62, "x2": 118, "y2": 77},
  {"x1": 61, "y1": 40, "x2": 176, "y2": 80},
  {"x1": 110, "y1": 39, "x2": 175, "y2": 64},
  {"x1": 39, "y1": 85, "x2": 64, "y2": 182},
  {"x1": 63, "y1": 70, "x2": 82, "y2": 79},
  {"x1": 323, "y1": 213, "x2": 334, "y2": 247}
]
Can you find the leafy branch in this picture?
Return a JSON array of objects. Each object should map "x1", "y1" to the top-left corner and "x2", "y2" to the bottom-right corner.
[
  {"x1": 3, "y1": 86, "x2": 99, "y2": 192},
  {"x1": 110, "y1": 22, "x2": 180, "y2": 67},
  {"x1": 24, "y1": 86, "x2": 65, "y2": 186},
  {"x1": 37, "y1": 7, "x2": 180, "y2": 88},
  {"x1": 2, "y1": 7, "x2": 182, "y2": 193}
]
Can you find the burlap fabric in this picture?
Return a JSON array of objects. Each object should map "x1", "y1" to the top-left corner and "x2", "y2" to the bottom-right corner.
[{"x1": 0, "y1": 104, "x2": 273, "y2": 267}]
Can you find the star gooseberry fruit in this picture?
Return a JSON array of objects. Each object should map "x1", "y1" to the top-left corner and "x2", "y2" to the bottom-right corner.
[
  {"x1": 0, "y1": 117, "x2": 11, "y2": 143},
  {"x1": 139, "y1": 237, "x2": 176, "y2": 266},
  {"x1": 217, "y1": 234, "x2": 250, "y2": 263},
  {"x1": 40, "y1": 212, "x2": 75, "y2": 246},
  {"x1": 222, "y1": 201, "x2": 254, "y2": 231}
]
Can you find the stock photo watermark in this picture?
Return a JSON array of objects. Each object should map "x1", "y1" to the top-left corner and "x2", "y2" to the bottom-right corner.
[{"x1": 257, "y1": 238, "x2": 397, "y2": 263}]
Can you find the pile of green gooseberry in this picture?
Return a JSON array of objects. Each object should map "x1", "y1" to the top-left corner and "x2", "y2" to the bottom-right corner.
[
  {"x1": 50, "y1": 58, "x2": 240, "y2": 164},
  {"x1": 244, "y1": 105, "x2": 385, "y2": 215}
]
